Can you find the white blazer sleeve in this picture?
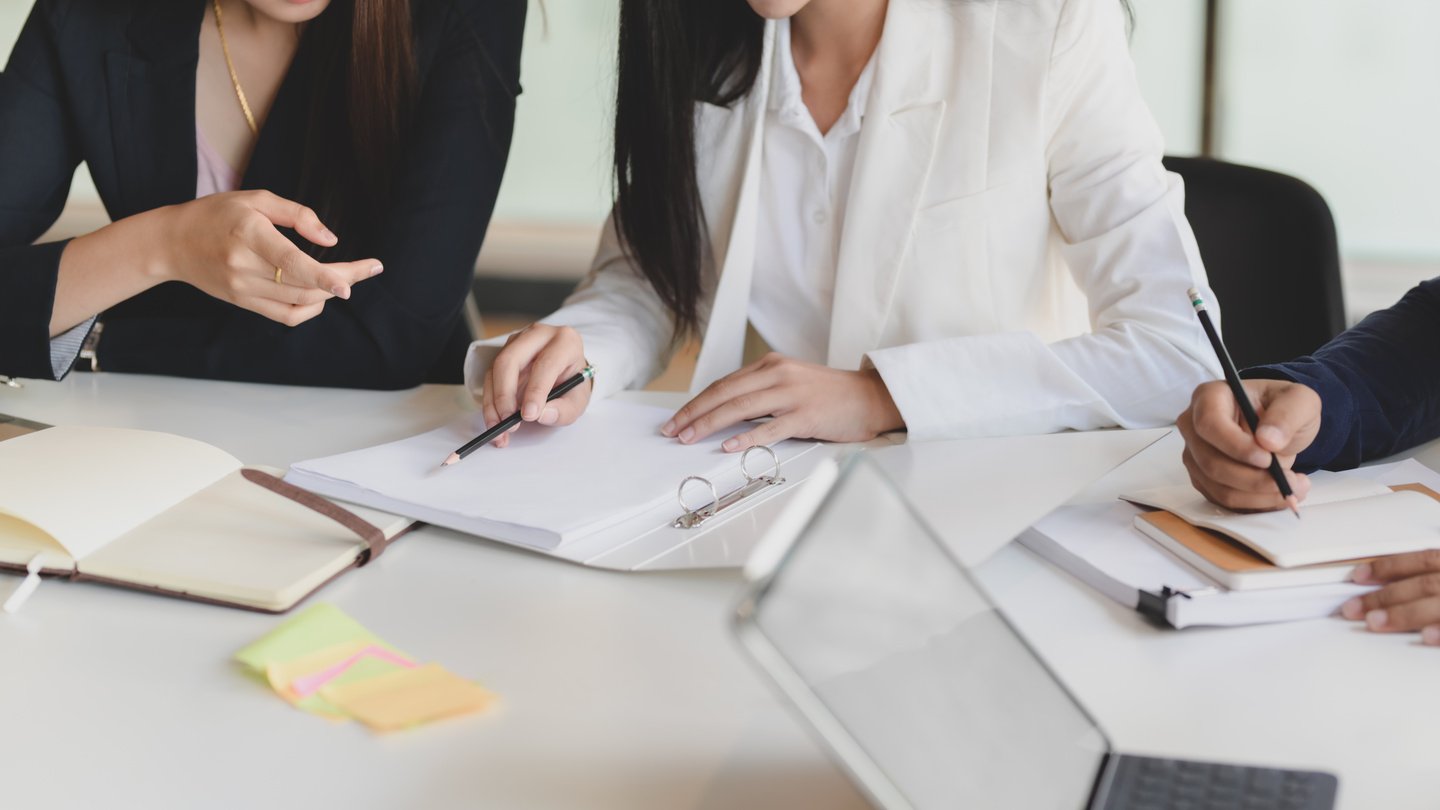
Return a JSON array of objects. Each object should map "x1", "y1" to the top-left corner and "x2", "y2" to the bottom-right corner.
[
  {"x1": 866, "y1": 0, "x2": 1222, "y2": 440},
  {"x1": 464, "y1": 213, "x2": 677, "y2": 402}
]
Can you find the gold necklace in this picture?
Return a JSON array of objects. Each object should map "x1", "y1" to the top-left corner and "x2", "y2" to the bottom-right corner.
[{"x1": 213, "y1": 0, "x2": 258, "y2": 135}]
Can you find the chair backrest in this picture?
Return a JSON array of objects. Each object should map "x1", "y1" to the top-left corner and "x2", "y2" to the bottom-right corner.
[{"x1": 1163, "y1": 156, "x2": 1346, "y2": 369}]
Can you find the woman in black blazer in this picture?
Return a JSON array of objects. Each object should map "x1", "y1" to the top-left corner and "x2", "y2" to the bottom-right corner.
[{"x1": 0, "y1": 0, "x2": 523, "y2": 388}]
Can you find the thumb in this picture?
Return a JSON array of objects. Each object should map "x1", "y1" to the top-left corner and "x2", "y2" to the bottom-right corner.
[
  {"x1": 1254, "y1": 383, "x2": 1321, "y2": 455},
  {"x1": 538, "y1": 385, "x2": 591, "y2": 427}
]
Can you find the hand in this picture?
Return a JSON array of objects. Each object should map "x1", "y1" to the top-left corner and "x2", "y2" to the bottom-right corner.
[
  {"x1": 1176, "y1": 379, "x2": 1322, "y2": 511},
  {"x1": 157, "y1": 190, "x2": 383, "y2": 326},
  {"x1": 1343, "y1": 551, "x2": 1440, "y2": 645},
  {"x1": 480, "y1": 323, "x2": 593, "y2": 449},
  {"x1": 662, "y1": 353, "x2": 904, "y2": 452}
]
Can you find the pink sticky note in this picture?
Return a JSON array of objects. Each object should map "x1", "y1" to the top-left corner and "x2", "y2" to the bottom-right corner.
[{"x1": 289, "y1": 645, "x2": 418, "y2": 698}]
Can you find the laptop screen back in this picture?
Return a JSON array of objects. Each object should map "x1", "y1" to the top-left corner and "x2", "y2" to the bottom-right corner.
[{"x1": 746, "y1": 458, "x2": 1108, "y2": 809}]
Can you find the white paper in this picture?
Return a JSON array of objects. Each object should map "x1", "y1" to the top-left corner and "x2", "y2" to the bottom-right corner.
[
  {"x1": 286, "y1": 400, "x2": 801, "y2": 549},
  {"x1": 0, "y1": 426, "x2": 241, "y2": 559}
]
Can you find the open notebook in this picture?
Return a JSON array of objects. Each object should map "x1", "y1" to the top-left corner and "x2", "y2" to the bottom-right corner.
[
  {"x1": 1123, "y1": 473, "x2": 1440, "y2": 569},
  {"x1": 285, "y1": 400, "x2": 825, "y2": 568},
  {"x1": 0, "y1": 424, "x2": 411, "y2": 612}
]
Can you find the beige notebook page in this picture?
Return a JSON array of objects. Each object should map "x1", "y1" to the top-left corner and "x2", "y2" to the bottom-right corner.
[
  {"x1": 0, "y1": 426, "x2": 241, "y2": 560},
  {"x1": 77, "y1": 469, "x2": 380, "y2": 611}
]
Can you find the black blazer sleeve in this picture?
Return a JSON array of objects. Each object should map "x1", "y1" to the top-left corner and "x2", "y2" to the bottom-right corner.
[
  {"x1": 0, "y1": 4, "x2": 84, "y2": 380},
  {"x1": 1245, "y1": 277, "x2": 1440, "y2": 471},
  {"x1": 179, "y1": 0, "x2": 525, "y2": 389}
]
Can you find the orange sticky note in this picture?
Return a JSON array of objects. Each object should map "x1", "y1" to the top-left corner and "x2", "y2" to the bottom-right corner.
[{"x1": 319, "y1": 663, "x2": 497, "y2": 732}]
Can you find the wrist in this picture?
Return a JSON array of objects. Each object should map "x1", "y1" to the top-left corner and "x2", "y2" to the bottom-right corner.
[{"x1": 861, "y1": 368, "x2": 905, "y2": 434}]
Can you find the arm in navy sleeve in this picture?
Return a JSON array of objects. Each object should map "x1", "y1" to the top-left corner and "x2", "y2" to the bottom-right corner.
[{"x1": 1245, "y1": 277, "x2": 1440, "y2": 471}]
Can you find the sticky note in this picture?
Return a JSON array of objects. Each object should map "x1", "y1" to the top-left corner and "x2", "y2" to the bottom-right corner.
[
  {"x1": 320, "y1": 663, "x2": 498, "y2": 732},
  {"x1": 236, "y1": 603, "x2": 383, "y2": 673}
]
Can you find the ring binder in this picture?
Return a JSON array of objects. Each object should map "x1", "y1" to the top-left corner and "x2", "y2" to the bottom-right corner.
[{"x1": 673, "y1": 446, "x2": 787, "y2": 529}]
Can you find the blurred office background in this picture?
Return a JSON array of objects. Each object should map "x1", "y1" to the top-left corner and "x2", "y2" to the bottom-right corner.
[{"x1": 3, "y1": 0, "x2": 1437, "y2": 330}]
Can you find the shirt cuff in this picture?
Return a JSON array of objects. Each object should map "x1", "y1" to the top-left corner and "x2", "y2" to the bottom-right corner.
[{"x1": 48, "y1": 317, "x2": 96, "y2": 380}]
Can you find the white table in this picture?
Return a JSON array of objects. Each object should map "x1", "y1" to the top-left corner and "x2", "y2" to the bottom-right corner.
[{"x1": 1, "y1": 374, "x2": 1434, "y2": 809}]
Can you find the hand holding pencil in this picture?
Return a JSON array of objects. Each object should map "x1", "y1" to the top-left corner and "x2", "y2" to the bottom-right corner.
[{"x1": 1178, "y1": 289, "x2": 1321, "y2": 515}]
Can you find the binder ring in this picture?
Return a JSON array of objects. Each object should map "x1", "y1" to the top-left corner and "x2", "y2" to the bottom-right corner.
[
  {"x1": 740, "y1": 445, "x2": 781, "y2": 482},
  {"x1": 677, "y1": 475, "x2": 721, "y2": 520}
]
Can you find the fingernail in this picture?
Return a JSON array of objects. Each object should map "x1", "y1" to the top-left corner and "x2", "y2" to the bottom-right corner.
[
  {"x1": 1340, "y1": 597, "x2": 1364, "y2": 620},
  {"x1": 320, "y1": 228, "x2": 337, "y2": 244},
  {"x1": 1423, "y1": 626, "x2": 1440, "y2": 646},
  {"x1": 661, "y1": 420, "x2": 676, "y2": 437},
  {"x1": 1256, "y1": 426, "x2": 1285, "y2": 448},
  {"x1": 678, "y1": 427, "x2": 695, "y2": 443},
  {"x1": 522, "y1": 403, "x2": 538, "y2": 420},
  {"x1": 1351, "y1": 563, "x2": 1373, "y2": 584},
  {"x1": 722, "y1": 438, "x2": 739, "y2": 452},
  {"x1": 370, "y1": 264, "x2": 384, "y2": 277},
  {"x1": 1366, "y1": 609, "x2": 1388, "y2": 630},
  {"x1": 1249, "y1": 451, "x2": 1271, "y2": 468},
  {"x1": 540, "y1": 407, "x2": 558, "y2": 425}
]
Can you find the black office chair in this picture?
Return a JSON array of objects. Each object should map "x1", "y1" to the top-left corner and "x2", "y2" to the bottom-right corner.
[{"x1": 1163, "y1": 156, "x2": 1346, "y2": 369}]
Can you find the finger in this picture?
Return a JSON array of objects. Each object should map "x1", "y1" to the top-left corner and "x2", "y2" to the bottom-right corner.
[
  {"x1": 722, "y1": 414, "x2": 802, "y2": 454},
  {"x1": 1353, "y1": 549, "x2": 1440, "y2": 584},
  {"x1": 521, "y1": 346, "x2": 584, "y2": 422},
  {"x1": 1253, "y1": 382, "x2": 1322, "y2": 455},
  {"x1": 539, "y1": 382, "x2": 591, "y2": 427},
  {"x1": 1361, "y1": 594, "x2": 1440, "y2": 633},
  {"x1": 481, "y1": 368, "x2": 501, "y2": 429},
  {"x1": 665, "y1": 365, "x2": 773, "y2": 439},
  {"x1": 245, "y1": 190, "x2": 338, "y2": 248},
  {"x1": 1182, "y1": 449, "x2": 1311, "y2": 512},
  {"x1": 243, "y1": 298, "x2": 326, "y2": 328},
  {"x1": 486, "y1": 329, "x2": 559, "y2": 418},
  {"x1": 1423, "y1": 625, "x2": 1440, "y2": 647},
  {"x1": 231, "y1": 273, "x2": 336, "y2": 307},
  {"x1": 1187, "y1": 382, "x2": 1274, "y2": 469},
  {"x1": 1178, "y1": 423, "x2": 1294, "y2": 500},
  {"x1": 678, "y1": 387, "x2": 784, "y2": 445},
  {"x1": 1349, "y1": 573, "x2": 1440, "y2": 617},
  {"x1": 247, "y1": 223, "x2": 380, "y2": 296}
]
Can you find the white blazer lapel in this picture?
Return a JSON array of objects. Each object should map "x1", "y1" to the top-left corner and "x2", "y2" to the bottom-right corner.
[
  {"x1": 689, "y1": 22, "x2": 777, "y2": 394},
  {"x1": 827, "y1": 0, "x2": 996, "y2": 369}
]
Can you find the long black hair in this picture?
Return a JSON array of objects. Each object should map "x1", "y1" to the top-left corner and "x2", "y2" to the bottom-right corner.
[
  {"x1": 611, "y1": 0, "x2": 1133, "y2": 339},
  {"x1": 613, "y1": 2, "x2": 763, "y2": 338},
  {"x1": 296, "y1": 0, "x2": 418, "y2": 252}
]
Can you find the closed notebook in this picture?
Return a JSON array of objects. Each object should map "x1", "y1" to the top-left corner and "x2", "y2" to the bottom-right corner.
[
  {"x1": 1123, "y1": 476, "x2": 1440, "y2": 569},
  {"x1": 0, "y1": 424, "x2": 411, "y2": 613}
]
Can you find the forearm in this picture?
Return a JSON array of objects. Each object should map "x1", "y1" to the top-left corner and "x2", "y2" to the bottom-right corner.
[
  {"x1": 50, "y1": 210, "x2": 172, "y2": 336},
  {"x1": 1247, "y1": 278, "x2": 1440, "y2": 470}
]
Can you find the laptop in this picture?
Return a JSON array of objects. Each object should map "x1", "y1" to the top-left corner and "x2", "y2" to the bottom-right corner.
[{"x1": 733, "y1": 455, "x2": 1338, "y2": 810}]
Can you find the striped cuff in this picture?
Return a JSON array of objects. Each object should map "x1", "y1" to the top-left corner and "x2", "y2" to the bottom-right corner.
[{"x1": 49, "y1": 316, "x2": 96, "y2": 380}]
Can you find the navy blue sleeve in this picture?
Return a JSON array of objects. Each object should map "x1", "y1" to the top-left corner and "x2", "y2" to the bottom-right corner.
[
  {"x1": 0, "y1": 2, "x2": 84, "y2": 380},
  {"x1": 1245, "y1": 277, "x2": 1440, "y2": 471}
]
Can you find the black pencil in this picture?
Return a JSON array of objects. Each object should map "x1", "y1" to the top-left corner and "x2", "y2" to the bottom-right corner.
[
  {"x1": 1187, "y1": 289, "x2": 1300, "y2": 518},
  {"x1": 441, "y1": 365, "x2": 595, "y2": 468}
]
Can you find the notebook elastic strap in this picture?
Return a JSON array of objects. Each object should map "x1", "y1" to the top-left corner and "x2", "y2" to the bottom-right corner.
[{"x1": 240, "y1": 468, "x2": 390, "y2": 566}]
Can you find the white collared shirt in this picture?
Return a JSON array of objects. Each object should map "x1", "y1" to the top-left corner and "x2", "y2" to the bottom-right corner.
[{"x1": 747, "y1": 18, "x2": 877, "y2": 364}]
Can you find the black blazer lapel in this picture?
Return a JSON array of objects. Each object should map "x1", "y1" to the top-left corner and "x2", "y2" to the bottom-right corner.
[{"x1": 105, "y1": 0, "x2": 204, "y2": 218}]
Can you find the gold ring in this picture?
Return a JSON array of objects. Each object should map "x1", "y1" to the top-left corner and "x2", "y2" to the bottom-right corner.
[{"x1": 274, "y1": 266, "x2": 284, "y2": 285}]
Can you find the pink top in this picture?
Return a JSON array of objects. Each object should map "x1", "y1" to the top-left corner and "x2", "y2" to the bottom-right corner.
[{"x1": 195, "y1": 123, "x2": 240, "y2": 197}]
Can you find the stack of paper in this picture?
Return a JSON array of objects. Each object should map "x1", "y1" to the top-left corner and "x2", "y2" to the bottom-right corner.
[{"x1": 236, "y1": 603, "x2": 496, "y2": 732}]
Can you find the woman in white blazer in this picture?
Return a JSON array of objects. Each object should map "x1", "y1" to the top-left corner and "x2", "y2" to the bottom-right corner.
[{"x1": 466, "y1": 0, "x2": 1223, "y2": 452}]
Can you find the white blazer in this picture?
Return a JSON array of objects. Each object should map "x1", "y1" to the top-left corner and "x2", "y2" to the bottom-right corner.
[{"x1": 467, "y1": 0, "x2": 1223, "y2": 440}]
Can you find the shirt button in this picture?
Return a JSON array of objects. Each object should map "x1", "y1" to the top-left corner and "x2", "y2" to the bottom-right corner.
[{"x1": 812, "y1": 210, "x2": 828, "y2": 226}]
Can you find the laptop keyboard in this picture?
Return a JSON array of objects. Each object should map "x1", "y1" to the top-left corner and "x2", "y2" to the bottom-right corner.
[{"x1": 1102, "y1": 755, "x2": 1338, "y2": 810}]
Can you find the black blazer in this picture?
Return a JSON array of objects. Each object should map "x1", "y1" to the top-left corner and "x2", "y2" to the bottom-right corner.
[{"x1": 0, "y1": 0, "x2": 524, "y2": 388}]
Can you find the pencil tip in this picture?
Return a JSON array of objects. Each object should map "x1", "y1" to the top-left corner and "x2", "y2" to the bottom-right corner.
[
  {"x1": 1287, "y1": 496, "x2": 1302, "y2": 519},
  {"x1": 441, "y1": 453, "x2": 460, "y2": 468}
]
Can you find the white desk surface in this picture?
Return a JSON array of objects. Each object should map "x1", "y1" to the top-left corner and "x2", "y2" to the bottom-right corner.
[{"x1": 2, "y1": 374, "x2": 1435, "y2": 810}]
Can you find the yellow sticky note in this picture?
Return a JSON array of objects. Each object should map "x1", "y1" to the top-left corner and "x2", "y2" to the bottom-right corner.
[
  {"x1": 235, "y1": 603, "x2": 381, "y2": 673},
  {"x1": 320, "y1": 663, "x2": 498, "y2": 733}
]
